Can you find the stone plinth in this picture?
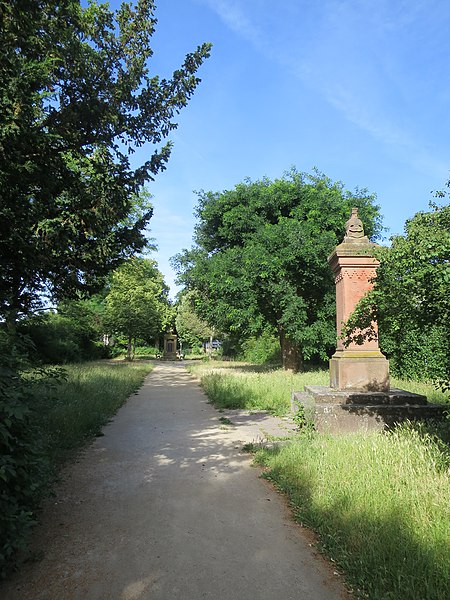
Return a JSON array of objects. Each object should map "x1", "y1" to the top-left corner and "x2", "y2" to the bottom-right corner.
[
  {"x1": 292, "y1": 387, "x2": 448, "y2": 434},
  {"x1": 330, "y1": 350, "x2": 389, "y2": 392},
  {"x1": 328, "y1": 240, "x2": 389, "y2": 391}
]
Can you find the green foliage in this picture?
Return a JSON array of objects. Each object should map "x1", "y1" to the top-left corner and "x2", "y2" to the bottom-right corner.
[
  {"x1": 173, "y1": 168, "x2": 382, "y2": 370},
  {"x1": 175, "y1": 290, "x2": 214, "y2": 349},
  {"x1": 0, "y1": 333, "x2": 64, "y2": 579},
  {"x1": 384, "y1": 325, "x2": 450, "y2": 381},
  {"x1": 238, "y1": 330, "x2": 281, "y2": 364},
  {"x1": 255, "y1": 426, "x2": 450, "y2": 600},
  {"x1": 18, "y1": 299, "x2": 108, "y2": 364},
  {"x1": 132, "y1": 345, "x2": 160, "y2": 358},
  {"x1": 104, "y1": 257, "x2": 170, "y2": 359},
  {"x1": 344, "y1": 199, "x2": 450, "y2": 384},
  {"x1": 0, "y1": 0, "x2": 211, "y2": 327}
]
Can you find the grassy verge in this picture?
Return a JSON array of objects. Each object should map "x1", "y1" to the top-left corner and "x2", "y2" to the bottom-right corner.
[
  {"x1": 390, "y1": 376, "x2": 449, "y2": 405},
  {"x1": 189, "y1": 361, "x2": 450, "y2": 412},
  {"x1": 255, "y1": 428, "x2": 450, "y2": 600},
  {"x1": 192, "y1": 361, "x2": 450, "y2": 599},
  {"x1": 32, "y1": 360, "x2": 154, "y2": 467}
]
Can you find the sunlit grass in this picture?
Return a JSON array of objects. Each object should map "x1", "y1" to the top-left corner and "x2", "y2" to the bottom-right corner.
[
  {"x1": 255, "y1": 427, "x2": 450, "y2": 600},
  {"x1": 31, "y1": 361, "x2": 153, "y2": 466},
  {"x1": 188, "y1": 361, "x2": 449, "y2": 414},
  {"x1": 391, "y1": 376, "x2": 449, "y2": 405},
  {"x1": 187, "y1": 360, "x2": 328, "y2": 414}
]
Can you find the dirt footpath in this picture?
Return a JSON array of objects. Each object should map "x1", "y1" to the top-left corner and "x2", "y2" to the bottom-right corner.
[{"x1": 2, "y1": 362, "x2": 348, "y2": 600}]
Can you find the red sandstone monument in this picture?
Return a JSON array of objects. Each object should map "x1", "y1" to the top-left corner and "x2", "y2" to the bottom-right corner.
[
  {"x1": 293, "y1": 208, "x2": 447, "y2": 433},
  {"x1": 328, "y1": 208, "x2": 389, "y2": 391}
]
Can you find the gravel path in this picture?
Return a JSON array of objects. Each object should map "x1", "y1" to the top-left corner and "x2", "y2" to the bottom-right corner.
[{"x1": 1, "y1": 362, "x2": 348, "y2": 600}]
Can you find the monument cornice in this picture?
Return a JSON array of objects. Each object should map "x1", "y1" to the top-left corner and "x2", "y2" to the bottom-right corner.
[
  {"x1": 328, "y1": 241, "x2": 379, "y2": 260},
  {"x1": 327, "y1": 244, "x2": 380, "y2": 273}
]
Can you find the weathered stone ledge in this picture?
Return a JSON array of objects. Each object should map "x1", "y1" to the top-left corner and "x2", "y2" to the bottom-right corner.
[{"x1": 292, "y1": 389, "x2": 449, "y2": 434}]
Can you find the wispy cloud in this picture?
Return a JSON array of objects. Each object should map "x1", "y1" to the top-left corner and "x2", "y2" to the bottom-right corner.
[
  {"x1": 200, "y1": 0, "x2": 450, "y2": 178},
  {"x1": 200, "y1": 0, "x2": 262, "y2": 46}
]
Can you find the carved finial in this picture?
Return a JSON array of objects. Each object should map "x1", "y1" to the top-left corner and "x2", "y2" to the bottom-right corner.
[{"x1": 344, "y1": 208, "x2": 369, "y2": 243}]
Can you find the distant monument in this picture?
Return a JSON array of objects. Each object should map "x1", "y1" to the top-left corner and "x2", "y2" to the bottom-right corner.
[
  {"x1": 292, "y1": 209, "x2": 448, "y2": 433},
  {"x1": 163, "y1": 332, "x2": 178, "y2": 361}
]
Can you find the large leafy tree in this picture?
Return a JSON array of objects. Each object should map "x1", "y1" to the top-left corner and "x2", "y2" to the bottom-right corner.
[
  {"x1": 0, "y1": 0, "x2": 211, "y2": 330},
  {"x1": 104, "y1": 257, "x2": 170, "y2": 360},
  {"x1": 173, "y1": 169, "x2": 382, "y2": 371}
]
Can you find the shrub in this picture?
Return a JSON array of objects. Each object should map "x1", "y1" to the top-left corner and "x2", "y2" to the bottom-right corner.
[
  {"x1": 19, "y1": 312, "x2": 105, "y2": 364},
  {"x1": 382, "y1": 324, "x2": 450, "y2": 381},
  {"x1": 238, "y1": 330, "x2": 281, "y2": 364},
  {"x1": 0, "y1": 333, "x2": 60, "y2": 578}
]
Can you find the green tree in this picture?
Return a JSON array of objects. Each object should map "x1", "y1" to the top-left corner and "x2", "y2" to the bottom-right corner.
[
  {"x1": 104, "y1": 257, "x2": 169, "y2": 360},
  {"x1": 0, "y1": 0, "x2": 211, "y2": 330},
  {"x1": 173, "y1": 169, "x2": 382, "y2": 371},
  {"x1": 175, "y1": 290, "x2": 214, "y2": 351},
  {"x1": 344, "y1": 199, "x2": 450, "y2": 383}
]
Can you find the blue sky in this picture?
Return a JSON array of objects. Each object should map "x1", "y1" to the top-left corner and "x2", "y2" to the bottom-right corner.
[{"x1": 114, "y1": 0, "x2": 450, "y2": 296}]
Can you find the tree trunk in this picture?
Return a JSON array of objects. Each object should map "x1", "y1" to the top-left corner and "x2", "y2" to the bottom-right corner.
[
  {"x1": 5, "y1": 304, "x2": 20, "y2": 337},
  {"x1": 279, "y1": 326, "x2": 303, "y2": 372},
  {"x1": 126, "y1": 335, "x2": 133, "y2": 361}
]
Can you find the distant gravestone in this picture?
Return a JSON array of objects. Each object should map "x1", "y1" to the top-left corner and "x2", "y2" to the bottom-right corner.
[
  {"x1": 163, "y1": 333, "x2": 178, "y2": 360},
  {"x1": 292, "y1": 208, "x2": 448, "y2": 433}
]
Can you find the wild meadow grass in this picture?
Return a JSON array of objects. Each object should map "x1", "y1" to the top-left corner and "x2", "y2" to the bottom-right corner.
[
  {"x1": 31, "y1": 360, "x2": 153, "y2": 466},
  {"x1": 190, "y1": 361, "x2": 450, "y2": 599},
  {"x1": 391, "y1": 376, "x2": 449, "y2": 405},
  {"x1": 255, "y1": 428, "x2": 450, "y2": 600},
  {"x1": 187, "y1": 360, "x2": 328, "y2": 414}
]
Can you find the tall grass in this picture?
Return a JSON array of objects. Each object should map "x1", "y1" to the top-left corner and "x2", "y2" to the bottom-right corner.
[
  {"x1": 188, "y1": 361, "x2": 328, "y2": 414},
  {"x1": 31, "y1": 361, "x2": 153, "y2": 466},
  {"x1": 391, "y1": 376, "x2": 449, "y2": 405},
  {"x1": 255, "y1": 428, "x2": 450, "y2": 600}
]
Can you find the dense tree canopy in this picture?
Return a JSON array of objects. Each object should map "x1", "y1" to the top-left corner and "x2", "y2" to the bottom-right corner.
[
  {"x1": 104, "y1": 257, "x2": 169, "y2": 360},
  {"x1": 173, "y1": 169, "x2": 382, "y2": 370},
  {"x1": 0, "y1": 0, "x2": 211, "y2": 329}
]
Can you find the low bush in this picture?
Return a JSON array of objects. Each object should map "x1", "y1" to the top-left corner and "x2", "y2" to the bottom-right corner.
[
  {"x1": 238, "y1": 330, "x2": 281, "y2": 364},
  {"x1": 133, "y1": 345, "x2": 160, "y2": 359},
  {"x1": 382, "y1": 324, "x2": 450, "y2": 382}
]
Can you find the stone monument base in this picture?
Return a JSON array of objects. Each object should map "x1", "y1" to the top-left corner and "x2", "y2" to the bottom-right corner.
[
  {"x1": 292, "y1": 386, "x2": 448, "y2": 434},
  {"x1": 330, "y1": 350, "x2": 390, "y2": 392}
]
